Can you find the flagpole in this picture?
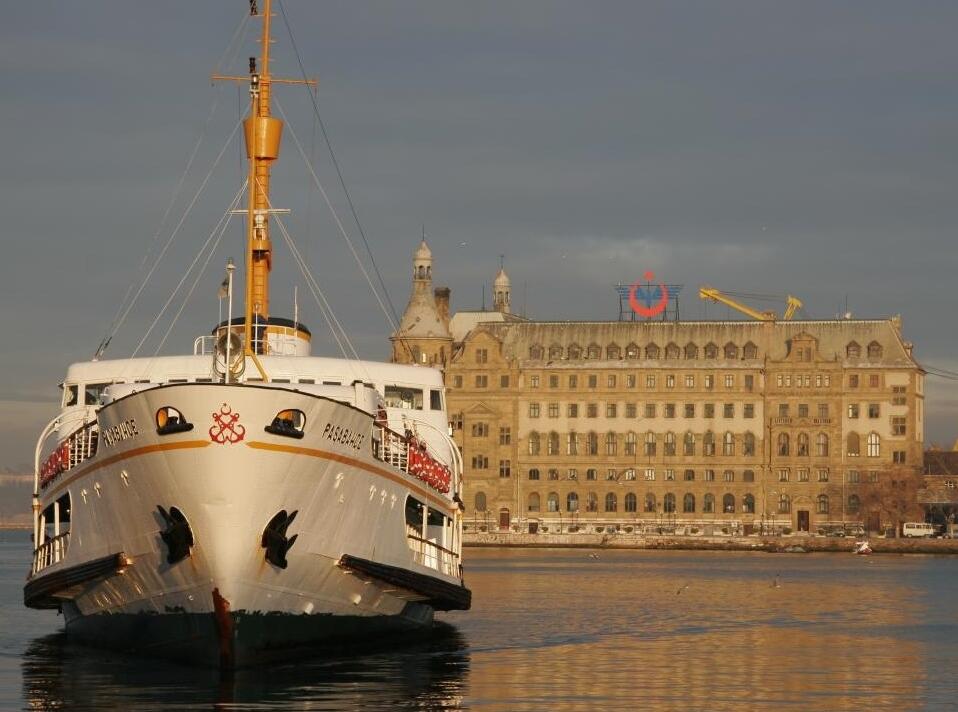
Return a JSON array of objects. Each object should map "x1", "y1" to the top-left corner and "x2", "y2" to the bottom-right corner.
[{"x1": 226, "y1": 258, "x2": 236, "y2": 384}]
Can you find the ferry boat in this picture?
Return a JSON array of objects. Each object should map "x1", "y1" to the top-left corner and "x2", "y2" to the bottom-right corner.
[{"x1": 24, "y1": 1, "x2": 470, "y2": 668}]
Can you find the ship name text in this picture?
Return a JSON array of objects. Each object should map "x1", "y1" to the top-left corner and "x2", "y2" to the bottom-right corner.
[
  {"x1": 102, "y1": 419, "x2": 139, "y2": 448},
  {"x1": 322, "y1": 422, "x2": 365, "y2": 451}
]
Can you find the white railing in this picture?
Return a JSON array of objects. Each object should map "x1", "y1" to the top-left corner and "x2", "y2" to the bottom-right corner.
[
  {"x1": 39, "y1": 421, "x2": 99, "y2": 491},
  {"x1": 378, "y1": 426, "x2": 409, "y2": 472},
  {"x1": 407, "y1": 534, "x2": 459, "y2": 577},
  {"x1": 32, "y1": 531, "x2": 70, "y2": 575}
]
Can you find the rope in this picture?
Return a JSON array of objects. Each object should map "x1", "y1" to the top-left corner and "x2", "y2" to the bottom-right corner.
[
  {"x1": 132, "y1": 180, "x2": 247, "y2": 357},
  {"x1": 276, "y1": 0, "x2": 402, "y2": 330}
]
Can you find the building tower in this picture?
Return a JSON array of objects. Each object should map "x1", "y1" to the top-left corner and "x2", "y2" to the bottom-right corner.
[
  {"x1": 390, "y1": 239, "x2": 453, "y2": 367},
  {"x1": 493, "y1": 262, "x2": 511, "y2": 314}
]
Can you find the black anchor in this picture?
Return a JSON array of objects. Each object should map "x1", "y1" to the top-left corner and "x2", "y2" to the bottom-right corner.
[
  {"x1": 261, "y1": 509, "x2": 299, "y2": 569},
  {"x1": 156, "y1": 505, "x2": 194, "y2": 565}
]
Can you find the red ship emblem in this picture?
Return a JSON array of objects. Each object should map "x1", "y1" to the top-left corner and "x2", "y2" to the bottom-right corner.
[{"x1": 210, "y1": 403, "x2": 245, "y2": 444}]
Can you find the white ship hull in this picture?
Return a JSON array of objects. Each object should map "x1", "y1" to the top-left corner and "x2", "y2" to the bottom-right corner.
[{"x1": 27, "y1": 383, "x2": 468, "y2": 668}]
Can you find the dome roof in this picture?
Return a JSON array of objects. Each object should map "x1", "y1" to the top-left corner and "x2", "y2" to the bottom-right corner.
[{"x1": 494, "y1": 267, "x2": 511, "y2": 288}]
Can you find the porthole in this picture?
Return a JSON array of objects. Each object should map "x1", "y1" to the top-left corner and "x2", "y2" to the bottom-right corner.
[
  {"x1": 265, "y1": 409, "x2": 306, "y2": 439},
  {"x1": 156, "y1": 406, "x2": 194, "y2": 435}
]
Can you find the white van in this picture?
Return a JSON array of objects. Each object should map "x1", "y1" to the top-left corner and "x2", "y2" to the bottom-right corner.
[{"x1": 902, "y1": 522, "x2": 936, "y2": 538}]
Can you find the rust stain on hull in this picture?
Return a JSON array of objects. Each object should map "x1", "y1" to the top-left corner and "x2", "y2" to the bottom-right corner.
[{"x1": 211, "y1": 587, "x2": 234, "y2": 669}]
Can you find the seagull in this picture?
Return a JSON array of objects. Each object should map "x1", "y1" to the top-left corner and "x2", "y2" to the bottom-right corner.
[
  {"x1": 588, "y1": 552, "x2": 599, "y2": 559},
  {"x1": 676, "y1": 583, "x2": 690, "y2": 595}
]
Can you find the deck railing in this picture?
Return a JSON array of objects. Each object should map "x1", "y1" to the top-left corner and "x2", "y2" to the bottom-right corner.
[
  {"x1": 32, "y1": 532, "x2": 70, "y2": 575},
  {"x1": 406, "y1": 534, "x2": 459, "y2": 577},
  {"x1": 39, "y1": 421, "x2": 99, "y2": 490}
]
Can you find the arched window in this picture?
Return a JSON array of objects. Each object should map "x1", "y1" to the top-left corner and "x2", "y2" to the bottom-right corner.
[
  {"x1": 743, "y1": 431, "x2": 756, "y2": 456},
  {"x1": 625, "y1": 342, "x2": 640, "y2": 359},
  {"x1": 743, "y1": 342, "x2": 758, "y2": 359},
  {"x1": 867, "y1": 341, "x2": 883, "y2": 360},
  {"x1": 684, "y1": 342, "x2": 698, "y2": 359},
  {"x1": 722, "y1": 493, "x2": 735, "y2": 513},
  {"x1": 723, "y1": 431, "x2": 735, "y2": 456},
  {"x1": 625, "y1": 492, "x2": 637, "y2": 512},
  {"x1": 847, "y1": 494, "x2": 861, "y2": 514},
  {"x1": 816, "y1": 432, "x2": 829, "y2": 457},
  {"x1": 528, "y1": 468, "x2": 540, "y2": 480},
  {"x1": 846, "y1": 341, "x2": 861, "y2": 359},
  {"x1": 528, "y1": 431, "x2": 541, "y2": 455},
  {"x1": 724, "y1": 342, "x2": 739, "y2": 360},
  {"x1": 527, "y1": 492, "x2": 540, "y2": 512},
  {"x1": 567, "y1": 432, "x2": 579, "y2": 455},
  {"x1": 625, "y1": 431, "x2": 637, "y2": 455},
  {"x1": 607, "y1": 343, "x2": 621, "y2": 360},
  {"x1": 605, "y1": 432, "x2": 617, "y2": 455},
  {"x1": 586, "y1": 468, "x2": 597, "y2": 481},
  {"x1": 743, "y1": 494, "x2": 755, "y2": 514},
  {"x1": 664, "y1": 432, "x2": 676, "y2": 456},
  {"x1": 779, "y1": 493, "x2": 791, "y2": 514},
  {"x1": 645, "y1": 343, "x2": 660, "y2": 360},
  {"x1": 644, "y1": 493, "x2": 656, "y2": 513},
  {"x1": 817, "y1": 494, "x2": 829, "y2": 514},
  {"x1": 548, "y1": 432, "x2": 560, "y2": 455},
  {"x1": 547, "y1": 492, "x2": 560, "y2": 513},
  {"x1": 703, "y1": 431, "x2": 716, "y2": 456},
  {"x1": 529, "y1": 344, "x2": 544, "y2": 360},
  {"x1": 683, "y1": 493, "x2": 696, "y2": 513},
  {"x1": 586, "y1": 343, "x2": 601, "y2": 359},
  {"x1": 644, "y1": 431, "x2": 656, "y2": 456},
  {"x1": 567, "y1": 492, "x2": 579, "y2": 512},
  {"x1": 587, "y1": 432, "x2": 599, "y2": 455},
  {"x1": 778, "y1": 432, "x2": 790, "y2": 456},
  {"x1": 663, "y1": 493, "x2": 676, "y2": 513},
  {"x1": 665, "y1": 342, "x2": 680, "y2": 360},
  {"x1": 605, "y1": 492, "x2": 618, "y2": 512},
  {"x1": 797, "y1": 432, "x2": 809, "y2": 456},
  {"x1": 867, "y1": 432, "x2": 880, "y2": 457},
  {"x1": 684, "y1": 432, "x2": 695, "y2": 455},
  {"x1": 548, "y1": 344, "x2": 563, "y2": 360},
  {"x1": 475, "y1": 492, "x2": 487, "y2": 512},
  {"x1": 847, "y1": 432, "x2": 860, "y2": 456},
  {"x1": 586, "y1": 492, "x2": 598, "y2": 512},
  {"x1": 568, "y1": 343, "x2": 582, "y2": 360},
  {"x1": 703, "y1": 493, "x2": 715, "y2": 513},
  {"x1": 704, "y1": 342, "x2": 718, "y2": 359}
]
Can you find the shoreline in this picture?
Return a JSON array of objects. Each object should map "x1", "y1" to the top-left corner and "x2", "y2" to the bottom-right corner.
[{"x1": 464, "y1": 532, "x2": 958, "y2": 555}]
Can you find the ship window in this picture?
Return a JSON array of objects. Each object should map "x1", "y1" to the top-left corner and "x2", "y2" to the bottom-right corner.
[
  {"x1": 430, "y1": 389, "x2": 443, "y2": 410},
  {"x1": 265, "y1": 409, "x2": 306, "y2": 439},
  {"x1": 156, "y1": 406, "x2": 194, "y2": 435},
  {"x1": 85, "y1": 382, "x2": 110, "y2": 406},
  {"x1": 56, "y1": 493, "x2": 71, "y2": 533},
  {"x1": 63, "y1": 384, "x2": 79, "y2": 407},
  {"x1": 298, "y1": 378, "x2": 316, "y2": 384},
  {"x1": 384, "y1": 386, "x2": 423, "y2": 410},
  {"x1": 405, "y1": 496, "x2": 425, "y2": 537}
]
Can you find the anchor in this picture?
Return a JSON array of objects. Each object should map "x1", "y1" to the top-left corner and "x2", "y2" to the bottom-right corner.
[
  {"x1": 261, "y1": 509, "x2": 299, "y2": 569},
  {"x1": 156, "y1": 505, "x2": 194, "y2": 565}
]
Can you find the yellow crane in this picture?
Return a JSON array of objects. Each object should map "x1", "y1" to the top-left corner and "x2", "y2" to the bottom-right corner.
[{"x1": 699, "y1": 287, "x2": 803, "y2": 321}]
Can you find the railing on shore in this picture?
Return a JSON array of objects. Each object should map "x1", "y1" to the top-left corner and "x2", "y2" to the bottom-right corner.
[
  {"x1": 407, "y1": 534, "x2": 459, "y2": 577},
  {"x1": 32, "y1": 531, "x2": 70, "y2": 575},
  {"x1": 39, "y1": 422, "x2": 99, "y2": 491}
]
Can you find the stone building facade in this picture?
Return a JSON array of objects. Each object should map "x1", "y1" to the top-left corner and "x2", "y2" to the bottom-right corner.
[{"x1": 391, "y1": 243, "x2": 925, "y2": 536}]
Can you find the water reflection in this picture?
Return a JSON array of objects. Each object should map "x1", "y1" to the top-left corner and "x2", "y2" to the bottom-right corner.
[{"x1": 22, "y1": 624, "x2": 469, "y2": 711}]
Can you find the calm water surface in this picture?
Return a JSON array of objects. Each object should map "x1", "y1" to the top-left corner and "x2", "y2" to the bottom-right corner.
[{"x1": 1, "y1": 530, "x2": 956, "y2": 710}]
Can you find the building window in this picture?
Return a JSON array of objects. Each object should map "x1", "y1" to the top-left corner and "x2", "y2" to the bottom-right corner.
[
  {"x1": 645, "y1": 403, "x2": 656, "y2": 418},
  {"x1": 586, "y1": 493, "x2": 598, "y2": 512},
  {"x1": 499, "y1": 460, "x2": 511, "y2": 478},
  {"x1": 704, "y1": 403, "x2": 715, "y2": 418},
  {"x1": 743, "y1": 432, "x2": 755, "y2": 456},
  {"x1": 848, "y1": 403, "x2": 860, "y2": 419},
  {"x1": 704, "y1": 469, "x2": 715, "y2": 482},
  {"x1": 606, "y1": 468, "x2": 617, "y2": 481},
  {"x1": 625, "y1": 432, "x2": 637, "y2": 455},
  {"x1": 499, "y1": 427, "x2": 511, "y2": 445},
  {"x1": 868, "y1": 471, "x2": 879, "y2": 483},
  {"x1": 798, "y1": 468, "x2": 809, "y2": 482},
  {"x1": 471, "y1": 455, "x2": 489, "y2": 469},
  {"x1": 684, "y1": 469, "x2": 695, "y2": 481},
  {"x1": 744, "y1": 374, "x2": 754, "y2": 391},
  {"x1": 529, "y1": 403, "x2": 540, "y2": 418},
  {"x1": 605, "y1": 432, "x2": 617, "y2": 455},
  {"x1": 529, "y1": 345, "x2": 543, "y2": 360},
  {"x1": 892, "y1": 386, "x2": 906, "y2": 405},
  {"x1": 893, "y1": 450, "x2": 906, "y2": 464},
  {"x1": 743, "y1": 494, "x2": 756, "y2": 513},
  {"x1": 663, "y1": 493, "x2": 676, "y2": 513},
  {"x1": 892, "y1": 417, "x2": 906, "y2": 435},
  {"x1": 548, "y1": 469, "x2": 560, "y2": 481},
  {"x1": 797, "y1": 432, "x2": 809, "y2": 456},
  {"x1": 646, "y1": 374, "x2": 656, "y2": 388},
  {"x1": 704, "y1": 374, "x2": 715, "y2": 390},
  {"x1": 568, "y1": 403, "x2": 579, "y2": 418},
  {"x1": 568, "y1": 344, "x2": 582, "y2": 360},
  {"x1": 818, "y1": 403, "x2": 829, "y2": 418},
  {"x1": 847, "y1": 432, "x2": 860, "y2": 456},
  {"x1": 665, "y1": 403, "x2": 676, "y2": 418},
  {"x1": 720, "y1": 470, "x2": 733, "y2": 483},
  {"x1": 868, "y1": 403, "x2": 880, "y2": 418},
  {"x1": 847, "y1": 494, "x2": 861, "y2": 513},
  {"x1": 586, "y1": 403, "x2": 598, "y2": 418},
  {"x1": 626, "y1": 403, "x2": 637, "y2": 418},
  {"x1": 605, "y1": 493, "x2": 618, "y2": 512},
  {"x1": 626, "y1": 343, "x2": 640, "y2": 359},
  {"x1": 453, "y1": 375, "x2": 463, "y2": 388},
  {"x1": 547, "y1": 432, "x2": 560, "y2": 455},
  {"x1": 816, "y1": 433, "x2": 829, "y2": 456},
  {"x1": 587, "y1": 432, "x2": 599, "y2": 455},
  {"x1": 587, "y1": 344, "x2": 601, "y2": 359},
  {"x1": 704, "y1": 343, "x2": 718, "y2": 360},
  {"x1": 474, "y1": 492, "x2": 487, "y2": 512},
  {"x1": 567, "y1": 432, "x2": 579, "y2": 455},
  {"x1": 798, "y1": 403, "x2": 809, "y2": 418},
  {"x1": 779, "y1": 494, "x2": 791, "y2": 514},
  {"x1": 723, "y1": 403, "x2": 734, "y2": 418},
  {"x1": 646, "y1": 343, "x2": 660, "y2": 360},
  {"x1": 644, "y1": 432, "x2": 656, "y2": 456},
  {"x1": 476, "y1": 348, "x2": 488, "y2": 364},
  {"x1": 665, "y1": 469, "x2": 675, "y2": 481},
  {"x1": 816, "y1": 494, "x2": 829, "y2": 514},
  {"x1": 723, "y1": 432, "x2": 735, "y2": 456},
  {"x1": 683, "y1": 432, "x2": 695, "y2": 455},
  {"x1": 847, "y1": 470, "x2": 860, "y2": 484},
  {"x1": 625, "y1": 493, "x2": 637, "y2": 512},
  {"x1": 626, "y1": 374, "x2": 637, "y2": 388},
  {"x1": 624, "y1": 468, "x2": 636, "y2": 481},
  {"x1": 606, "y1": 403, "x2": 617, "y2": 418},
  {"x1": 548, "y1": 402, "x2": 560, "y2": 418},
  {"x1": 475, "y1": 375, "x2": 488, "y2": 388},
  {"x1": 778, "y1": 468, "x2": 789, "y2": 483},
  {"x1": 567, "y1": 492, "x2": 579, "y2": 512},
  {"x1": 703, "y1": 431, "x2": 716, "y2": 456},
  {"x1": 869, "y1": 374, "x2": 880, "y2": 388},
  {"x1": 549, "y1": 374, "x2": 559, "y2": 388},
  {"x1": 644, "y1": 493, "x2": 657, "y2": 512},
  {"x1": 500, "y1": 375, "x2": 510, "y2": 388},
  {"x1": 867, "y1": 432, "x2": 880, "y2": 457},
  {"x1": 664, "y1": 432, "x2": 676, "y2": 456},
  {"x1": 723, "y1": 494, "x2": 735, "y2": 513},
  {"x1": 666, "y1": 374, "x2": 676, "y2": 389},
  {"x1": 569, "y1": 374, "x2": 578, "y2": 389},
  {"x1": 530, "y1": 375, "x2": 540, "y2": 388},
  {"x1": 703, "y1": 493, "x2": 715, "y2": 513},
  {"x1": 528, "y1": 432, "x2": 540, "y2": 455},
  {"x1": 743, "y1": 469, "x2": 755, "y2": 482},
  {"x1": 777, "y1": 432, "x2": 790, "y2": 456},
  {"x1": 644, "y1": 468, "x2": 656, "y2": 481},
  {"x1": 685, "y1": 375, "x2": 695, "y2": 388},
  {"x1": 665, "y1": 343, "x2": 681, "y2": 360},
  {"x1": 549, "y1": 345, "x2": 563, "y2": 361},
  {"x1": 743, "y1": 342, "x2": 758, "y2": 360},
  {"x1": 724, "y1": 374, "x2": 735, "y2": 388},
  {"x1": 847, "y1": 342, "x2": 861, "y2": 359},
  {"x1": 849, "y1": 374, "x2": 859, "y2": 388},
  {"x1": 471, "y1": 422, "x2": 489, "y2": 438},
  {"x1": 685, "y1": 343, "x2": 698, "y2": 359},
  {"x1": 684, "y1": 403, "x2": 695, "y2": 418},
  {"x1": 818, "y1": 468, "x2": 829, "y2": 482},
  {"x1": 683, "y1": 493, "x2": 696, "y2": 513},
  {"x1": 528, "y1": 493, "x2": 540, "y2": 512},
  {"x1": 607, "y1": 374, "x2": 617, "y2": 388},
  {"x1": 867, "y1": 341, "x2": 883, "y2": 360},
  {"x1": 587, "y1": 468, "x2": 597, "y2": 481},
  {"x1": 528, "y1": 468, "x2": 540, "y2": 480}
]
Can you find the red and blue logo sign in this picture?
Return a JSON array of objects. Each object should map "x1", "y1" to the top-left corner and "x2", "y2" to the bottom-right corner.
[{"x1": 628, "y1": 271, "x2": 670, "y2": 318}]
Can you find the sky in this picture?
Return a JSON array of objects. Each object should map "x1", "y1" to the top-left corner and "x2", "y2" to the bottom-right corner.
[{"x1": 2, "y1": 1, "x2": 958, "y2": 469}]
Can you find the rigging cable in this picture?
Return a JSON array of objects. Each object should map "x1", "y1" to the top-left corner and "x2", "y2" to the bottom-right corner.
[{"x1": 276, "y1": 0, "x2": 403, "y2": 330}]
